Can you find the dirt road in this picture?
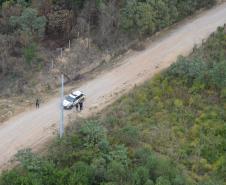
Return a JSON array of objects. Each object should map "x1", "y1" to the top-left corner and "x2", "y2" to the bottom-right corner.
[{"x1": 1, "y1": 3, "x2": 226, "y2": 171}]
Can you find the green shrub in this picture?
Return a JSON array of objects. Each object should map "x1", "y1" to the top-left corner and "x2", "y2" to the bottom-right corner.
[
  {"x1": 23, "y1": 42, "x2": 37, "y2": 65},
  {"x1": 117, "y1": 125, "x2": 139, "y2": 146},
  {"x1": 106, "y1": 160, "x2": 127, "y2": 183},
  {"x1": 69, "y1": 161, "x2": 94, "y2": 185},
  {"x1": 167, "y1": 57, "x2": 206, "y2": 86},
  {"x1": 209, "y1": 60, "x2": 226, "y2": 89},
  {"x1": 132, "y1": 166, "x2": 149, "y2": 185},
  {"x1": 156, "y1": 176, "x2": 171, "y2": 185},
  {"x1": 80, "y1": 121, "x2": 107, "y2": 148}
]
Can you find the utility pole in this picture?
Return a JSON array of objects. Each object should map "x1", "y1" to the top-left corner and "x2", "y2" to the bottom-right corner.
[
  {"x1": 60, "y1": 74, "x2": 64, "y2": 138},
  {"x1": 69, "y1": 40, "x2": 71, "y2": 49}
]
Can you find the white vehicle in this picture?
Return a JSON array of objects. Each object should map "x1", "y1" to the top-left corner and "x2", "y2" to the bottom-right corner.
[{"x1": 63, "y1": 90, "x2": 85, "y2": 110}]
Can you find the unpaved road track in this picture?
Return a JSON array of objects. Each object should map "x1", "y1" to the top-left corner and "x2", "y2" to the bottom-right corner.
[{"x1": 1, "y1": 3, "x2": 226, "y2": 171}]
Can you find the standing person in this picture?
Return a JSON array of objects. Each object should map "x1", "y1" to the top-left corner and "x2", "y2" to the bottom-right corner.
[
  {"x1": 75, "y1": 103, "x2": 79, "y2": 111},
  {"x1": 79, "y1": 98, "x2": 84, "y2": 111},
  {"x1": 36, "y1": 98, "x2": 40, "y2": 109}
]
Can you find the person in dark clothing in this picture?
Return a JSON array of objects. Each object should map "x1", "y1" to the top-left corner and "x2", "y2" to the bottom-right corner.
[
  {"x1": 75, "y1": 103, "x2": 79, "y2": 111},
  {"x1": 79, "y1": 102, "x2": 83, "y2": 111},
  {"x1": 79, "y1": 98, "x2": 84, "y2": 111},
  {"x1": 36, "y1": 98, "x2": 40, "y2": 108}
]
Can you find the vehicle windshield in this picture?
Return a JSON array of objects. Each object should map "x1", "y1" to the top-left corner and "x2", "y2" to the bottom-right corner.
[{"x1": 65, "y1": 95, "x2": 75, "y2": 102}]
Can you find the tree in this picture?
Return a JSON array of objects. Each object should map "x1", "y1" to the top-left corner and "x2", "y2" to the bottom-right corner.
[
  {"x1": 121, "y1": 1, "x2": 155, "y2": 36},
  {"x1": 10, "y1": 7, "x2": 46, "y2": 44},
  {"x1": 151, "y1": 0, "x2": 171, "y2": 30},
  {"x1": 0, "y1": 34, "x2": 13, "y2": 75},
  {"x1": 96, "y1": 0, "x2": 119, "y2": 47}
]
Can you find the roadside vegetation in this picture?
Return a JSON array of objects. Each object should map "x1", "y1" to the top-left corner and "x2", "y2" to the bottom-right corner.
[
  {"x1": 1, "y1": 25, "x2": 225, "y2": 185},
  {"x1": 0, "y1": 0, "x2": 217, "y2": 121}
]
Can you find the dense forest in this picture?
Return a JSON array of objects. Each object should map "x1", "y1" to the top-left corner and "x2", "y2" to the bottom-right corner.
[
  {"x1": 0, "y1": 0, "x2": 216, "y2": 92},
  {"x1": 1, "y1": 24, "x2": 225, "y2": 185}
]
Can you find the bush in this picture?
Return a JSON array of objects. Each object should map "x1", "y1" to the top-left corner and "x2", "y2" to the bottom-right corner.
[
  {"x1": 156, "y1": 176, "x2": 171, "y2": 185},
  {"x1": 106, "y1": 160, "x2": 127, "y2": 184},
  {"x1": 209, "y1": 60, "x2": 226, "y2": 89},
  {"x1": 23, "y1": 43, "x2": 37, "y2": 65},
  {"x1": 117, "y1": 125, "x2": 139, "y2": 146},
  {"x1": 80, "y1": 121, "x2": 107, "y2": 148},
  {"x1": 69, "y1": 161, "x2": 94, "y2": 185},
  {"x1": 167, "y1": 57, "x2": 206, "y2": 86},
  {"x1": 132, "y1": 166, "x2": 149, "y2": 185}
]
